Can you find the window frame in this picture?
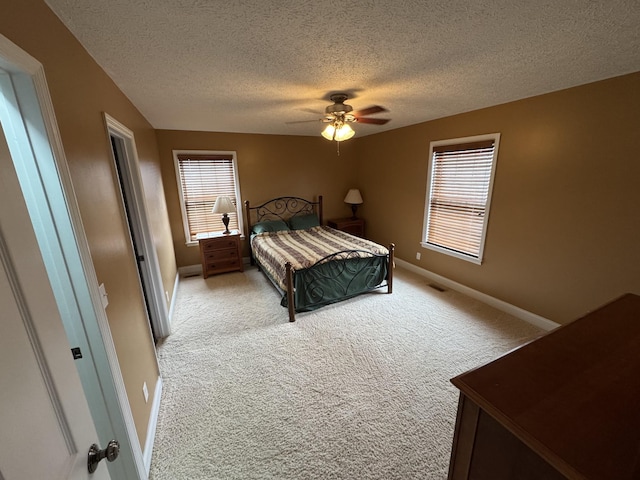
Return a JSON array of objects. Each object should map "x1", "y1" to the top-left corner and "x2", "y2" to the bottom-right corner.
[
  {"x1": 173, "y1": 150, "x2": 244, "y2": 246},
  {"x1": 420, "y1": 133, "x2": 500, "y2": 265}
]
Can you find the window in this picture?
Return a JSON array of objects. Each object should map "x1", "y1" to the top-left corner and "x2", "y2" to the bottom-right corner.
[
  {"x1": 421, "y1": 134, "x2": 500, "y2": 264},
  {"x1": 173, "y1": 151, "x2": 243, "y2": 244}
]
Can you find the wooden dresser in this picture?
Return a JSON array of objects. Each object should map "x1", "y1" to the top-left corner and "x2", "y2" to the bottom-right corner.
[
  {"x1": 197, "y1": 231, "x2": 243, "y2": 278},
  {"x1": 448, "y1": 293, "x2": 640, "y2": 480}
]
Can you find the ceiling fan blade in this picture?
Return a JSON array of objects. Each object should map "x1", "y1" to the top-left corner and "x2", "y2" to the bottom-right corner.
[
  {"x1": 354, "y1": 105, "x2": 387, "y2": 117},
  {"x1": 356, "y1": 117, "x2": 390, "y2": 125},
  {"x1": 300, "y1": 107, "x2": 323, "y2": 115}
]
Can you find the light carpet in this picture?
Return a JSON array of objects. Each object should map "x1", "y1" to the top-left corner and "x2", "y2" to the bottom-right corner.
[{"x1": 149, "y1": 266, "x2": 543, "y2": 479}]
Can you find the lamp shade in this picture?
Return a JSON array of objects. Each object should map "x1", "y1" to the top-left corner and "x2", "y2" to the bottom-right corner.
[
  {"x1": 321, "y1": 123, "x2": 355, "y2": 142},
  {"x1": 320, "y1": 124, "x2": 334, "y2": 141},
  {"x1": 212, "y1": 195, "x2": 236, "y2": 214},
  {"x1": 344, "y1": 189, "x2": 363, "y2": 204}
]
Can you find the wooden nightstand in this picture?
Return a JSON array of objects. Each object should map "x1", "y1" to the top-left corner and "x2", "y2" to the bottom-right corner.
[
  {"x1": 327, "y1": 217, "x2": 365, "y2": 238},
  {"x1": 197, "y1": 231, "x2": 243, "y2": 278}
]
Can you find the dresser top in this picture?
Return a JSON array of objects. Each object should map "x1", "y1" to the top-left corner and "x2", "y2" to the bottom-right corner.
[{"x1": 452, "y1": 294, "x2": 640, "y2": 480}]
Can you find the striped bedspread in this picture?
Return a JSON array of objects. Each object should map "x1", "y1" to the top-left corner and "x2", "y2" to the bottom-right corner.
[{"x1": 251, "y1": 226, "x2": 389, "y2": 291}]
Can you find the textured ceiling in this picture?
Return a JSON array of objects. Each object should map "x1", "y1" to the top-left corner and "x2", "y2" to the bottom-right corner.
[{"x1": 45, "y1": 0, "x2": 640, "y2": 138}]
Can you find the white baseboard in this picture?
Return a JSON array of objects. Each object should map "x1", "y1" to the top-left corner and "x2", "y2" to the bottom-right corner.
[
  {"x1": 394, "y1": 258, "x2": 560, "y2": 331},
  {"x1": 178, "y1": 264, "x2": 202, "y2": 277},
  {"x1": 179, "y1": 258, "x2": 251, "y2": 278},
  {"x1": 143, "y1": 375, "x2": 163, "y2": 474}
]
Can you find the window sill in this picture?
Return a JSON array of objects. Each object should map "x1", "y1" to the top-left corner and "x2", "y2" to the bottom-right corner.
[{"x1": 420, "y1": 242, "x2": 483, "y2": 265}]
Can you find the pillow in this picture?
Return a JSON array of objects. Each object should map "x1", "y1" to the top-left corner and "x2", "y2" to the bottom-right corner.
[
  {"x1": 289, "y1": 213, "x2": 320, "y2": 230},
  {"x1": 252, "y1": 219, "x2": 290, "y2": 235}
]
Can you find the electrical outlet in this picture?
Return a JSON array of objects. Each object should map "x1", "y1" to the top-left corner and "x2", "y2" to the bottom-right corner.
[
  {"x1": 143, "y1": 382, "x2": 149, "y2": 403},
  {"x1": 416, "y1": 252, "x2": 421, "y2": 260}
]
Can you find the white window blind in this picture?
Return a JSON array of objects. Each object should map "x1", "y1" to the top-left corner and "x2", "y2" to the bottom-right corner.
[
  {"x1": 422, "y1": 135, "x2": 499, "y2": 263},
  {"x1": 175, "y1": 153, "x2": 241, "y2": 242}
]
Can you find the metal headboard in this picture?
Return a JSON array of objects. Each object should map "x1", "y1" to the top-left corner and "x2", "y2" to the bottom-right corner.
[{"x1": 243, "y1": 195, "x2": 323, "y2": 237}]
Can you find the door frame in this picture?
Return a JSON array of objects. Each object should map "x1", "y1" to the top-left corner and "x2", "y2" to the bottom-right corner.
[
  {"x1": 104, "y1": 114, "x2": 171, "y2": 339},
  {"x1": 0, "y1": 35, "x2": 145, "y2": 479}
]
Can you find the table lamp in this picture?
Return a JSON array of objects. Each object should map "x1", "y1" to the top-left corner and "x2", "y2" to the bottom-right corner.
[
  {"x1": 212, "y1": 196, "x2": 236, "y2": 234},
  {"x1": 344, "y1": 189, "x2": 363, "y2": 219}
]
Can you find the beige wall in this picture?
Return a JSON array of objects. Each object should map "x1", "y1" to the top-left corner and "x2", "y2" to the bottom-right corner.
[
  {"x1": 156, "y1": 130, "x2": 359, "y2": 266},
  {"x1": 1, "y1": 0, "x2": 177, "y2": 447},
  {"x1": 355, "y1": 72, "x2": 640, "y2": 324}
]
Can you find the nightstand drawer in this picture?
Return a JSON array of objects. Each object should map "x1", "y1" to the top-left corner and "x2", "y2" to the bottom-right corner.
[
  {"x1": 202, "y1": 237, "x2": 238, "y2": 252},
  {"x1": 205, "y1": 257, "x2": 241, "y2": 272},
  {"x1": 205, "y1": 247, "x2": 239, "y2": 261}
]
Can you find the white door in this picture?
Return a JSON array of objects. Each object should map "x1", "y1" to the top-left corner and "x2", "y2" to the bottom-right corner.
[{"x1": 0, "y1": 127, "x2": 112, "y2": 479}]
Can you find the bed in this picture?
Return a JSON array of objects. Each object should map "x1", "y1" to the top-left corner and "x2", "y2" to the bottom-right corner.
[{"x1": 244, "y1": 195, "x2": 394, "y2": 322}]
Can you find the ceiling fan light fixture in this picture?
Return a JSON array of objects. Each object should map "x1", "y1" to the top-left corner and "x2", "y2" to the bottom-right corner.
[
  {"x1": 321, "y1": 123, "x2": 355, "y2": 142},
  {"x1": 321, "y1": 124, "x2": 334, "y2": 141}
]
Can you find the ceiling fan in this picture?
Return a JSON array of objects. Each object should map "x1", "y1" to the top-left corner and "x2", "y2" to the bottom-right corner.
[{"x1": 289, "y1": 93, "x2": 391, "y2": 142}]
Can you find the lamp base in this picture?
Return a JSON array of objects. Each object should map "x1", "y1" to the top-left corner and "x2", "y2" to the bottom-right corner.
[
  {"x1": 350, "y1": 204, "x2": 358, "y2": 219},
  {"x1": 222, "y1": 213, "x2": 230, "y2": 234}
]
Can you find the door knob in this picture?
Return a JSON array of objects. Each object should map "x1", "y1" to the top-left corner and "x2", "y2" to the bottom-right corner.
[{"x1": 87, "y1": 439, "x2": 120, "y2": 473}]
